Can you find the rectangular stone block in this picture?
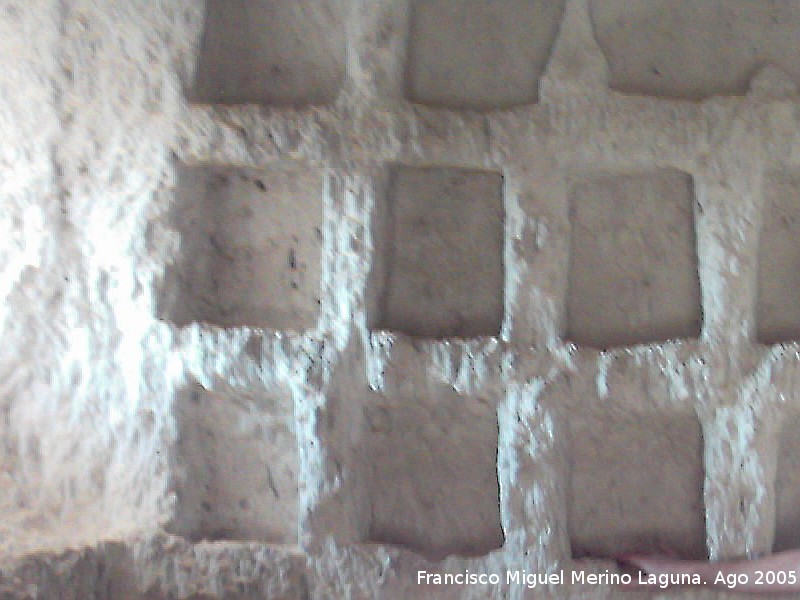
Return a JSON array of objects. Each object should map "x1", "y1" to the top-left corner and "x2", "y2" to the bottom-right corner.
[
  {"x1": 757, "y1": 171, "x2": 800, "y2": 344},
  {"x1": 591, "y1": 0, "x2": 800, "y2": 99},
  {"x1": 370, "y1": 166, "x2": 504, "y2": 339},
  {"x1": 406, "y1": 0, "x2": 565, "y2": 108},
  {"x1": 158, "y1": 164, "x2": 323, "y2": 331},
  {"x1": 189, "y1": 0, "x2": 345, "y2": 105},
  {"x1": 568, "y1": 411, "x2": 706, "y2": 559},
  {"x1": 566, "y1": 169, "x2": 702, "y2": 348},
  {"x1": 359, "y1": 388, "x2": 503, "y2": 559},
  {"x1": 167, "y1": 385, "x2": 298, "y2": 544},
  {"x1": 775, "y1": 414, "x2": 800, "y2": 551}
]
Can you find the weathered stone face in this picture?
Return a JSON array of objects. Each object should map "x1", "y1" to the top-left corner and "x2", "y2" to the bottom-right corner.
[
  {"x1": 190, "y1": 0, "x2": 346, "y2": 106},
  {"x1": 370, "y1": 166, "x2": 504, "y2": 339},
  {"x1": 158, "y1": 164, "x2": 324, "y2": 330},
  {"x1": 566, "y1": 168, "x2": 701, "y2": 349},
  {"x1": 3, "y1": 0, "x2": 800, "y2": 598},
  {"x1": 591, "y1": 0, "x2": 800, "y2": 100}
]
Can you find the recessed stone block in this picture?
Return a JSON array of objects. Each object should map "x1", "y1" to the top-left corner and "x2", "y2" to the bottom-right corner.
[
  {"x1": 566, "y1": 169, "x2": 701, "y2": 349},
  {"x1": 568, "y1": 411, "x2": 706, "y2": 559},
  {"x1": 158, "y1": 165, "x2": 323, "y2": 330},
  {"x1": 775, "y1": 414, "x2": 800, "y2": 551},
  {"x1": 370, "y1": 167, "x2": 504, "y2": 339},
  {"x1": 189, "y1": 0, "x2": 346, "y2": 105},
  {"x1": 591, "y1": 0, "x2": 800, "y2": 100},
  {"x1": 405, "y1": 0, "x2": 565, "y2": 109},
  {"x1": 167, "y1": 384, "x2": 298, "y2": 543},
  {"x1": 757, "y1": 172, "x2": 800, "y2": 344},
  {"x1": 359, "y1": 389, "x2": 503, "y2": 560}
]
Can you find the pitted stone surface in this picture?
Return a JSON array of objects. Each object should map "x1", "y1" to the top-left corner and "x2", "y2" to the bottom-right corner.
[
  {"x1": 568, "y1": 409, "x2": 706, "y2": 559},
  {"x1": 166, "y1": 384, "x2": 298, "y2": 544},
  {"x1": 360, "y1": 385, "x2": 503, "y2": 560}
]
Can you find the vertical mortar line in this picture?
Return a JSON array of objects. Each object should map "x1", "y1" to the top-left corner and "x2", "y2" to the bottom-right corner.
[
  {"x1": 319, "y1": 163, "x2": 391, "y2": 353},
  {"x1": 501, "y1": 170, "x2": 529, "y2": 345},
  {"x1": 694, "y1": 159, "x2": 768, "y2": 562},
  {"x1": 692, "y1": 159, "x2": 765, "y2": 348},
  {"x1": 737, "y1": 383, "x2": 779, "y2": 559},
  {"x1": 297, "y1": 166, "x2": 348, "y2": 551},
  {"x1": 730, "y1": 168, "x2": 766, "y2": 345},
  {"x1": 742, "y1": 354, "x2": 783, "y2": 556},
  {"x1": 319, "y1": 167, "x2": 361, "y2": 353},
  {"x1": 276, "y1": 328, "x2": 321, "y2": 511},
  {"x1": 296, "y1": 382, "x2": 348, "y2": 551},
  {"x1": 497, "y1": 376, "x2": 570, "y2": 574},
  {"x1": 701, "y1": 398, "x2": 777, "y2": 561},
  {"x1": 301, "y1": 164, "x2": 389, "y2": 550},
  {"x1": 298, "y1": 306, "x2": 371, "y2": 550},
  {"x1": 539, "y1": 0, "x2": 609, "y2": 98},
  {"x1": 686, "y1": 174, "x2": 717, "y2": 346},
  {"x1": 368, "y1": 168, "x2": 395, "y2": 337},
  {"x1": 731, "y1": 164, "x2": 774, "y2": 558},
  {"x1": 344, "y1": 0, "x2": 412, "y2": 101},
  {"x1": 701, "y1": 405, "x2": 740, "y2": 561},
  {"x1": 52, "y1": 0, "x2": 73, "y2": 228},
  {"x1": 501, "y1": 168, "x2": 569, "y2": 349},
  {"x1": 771, "y1": 356, "x2": 800, "y2": 554},
  {"x1": 361, "y1": 166, "x2": 395, "y2": 390},
  {"x1": 173, "y1": 1, "x2": 206, "y2": 102}
]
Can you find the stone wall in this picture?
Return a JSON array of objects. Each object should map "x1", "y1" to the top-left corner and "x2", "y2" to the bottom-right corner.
[{"x1": 4, "y1": 1, "x2": 800, "y2": 598}]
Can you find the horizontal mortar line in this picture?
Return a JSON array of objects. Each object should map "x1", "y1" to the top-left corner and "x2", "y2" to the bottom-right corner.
[
  {"x1": 172, "y1": 96, "x2": 800, "y2": 170},
  {"x1": 167, "y1": 323, "x2": 800, "y2": 368},
  {"x1": 160, "y1": 304, "x2": 800, "y2": 391},
  {"x1": 174, "y1": 102, "x2": 491, "y2": 169},
  {"x1": 169, "y1": 337, "x2": 786, "y2": 406}
]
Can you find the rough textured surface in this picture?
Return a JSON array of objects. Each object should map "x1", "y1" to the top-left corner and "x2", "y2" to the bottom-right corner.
[
  {"x1": 4, "y1": 0, "x2": 800, "y2": 598},
  {"x1": 360, "y1": 382, "x2": 503, "y2": 560}
]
